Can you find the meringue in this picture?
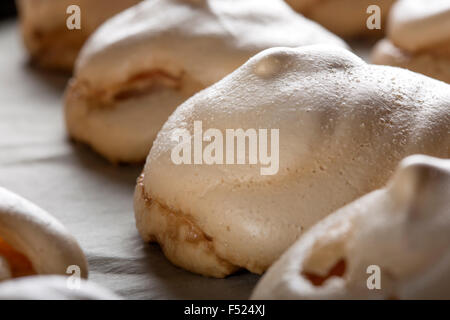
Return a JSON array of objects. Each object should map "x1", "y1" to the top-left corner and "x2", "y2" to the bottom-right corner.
[
  {"x1": 372, "y1": 0, "x2": 450, "y2": 83},
  {"x1": 65, "y1": 0, "x2": 348, "y2": 163},
  {"x1": 0, "y1": 187, "x2": 88, "y2": 281},
  {"x1": 0, "y1": 276, "x2": 120, "y2": 300},
  {"x1": 252, "y1": 155, "x2": 450, "y2": 299},
  {"x1": 285, "y1": 0, "x2": 396, "y2": 38},
  {"x1": 134, "y1": 45, "x2": 450, "y2": 278},
  {"x1": 16, "y1": 0, "x2": 141, "y2": 70}
]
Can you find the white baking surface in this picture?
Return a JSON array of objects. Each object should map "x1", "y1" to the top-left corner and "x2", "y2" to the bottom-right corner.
[{"x1": 0, "y1": 19, "x2": 371, "y2": 300}]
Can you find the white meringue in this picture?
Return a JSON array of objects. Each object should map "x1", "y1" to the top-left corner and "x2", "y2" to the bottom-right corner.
[
  {"x1": 0, "y1": 187, "x2": 88, "y2": 280},
  {"x1": 135, "y1": 45, "x2": 450, "y2": 278},
  {"x1": 0, "y1": 276, "x2": 120, "y2": 300},
  {"x1": 252, "y1": 155, "x2": 450, "y2": 299},
  {"x1": 65, "y1": 0, "x2": 348, "y2": 163}
]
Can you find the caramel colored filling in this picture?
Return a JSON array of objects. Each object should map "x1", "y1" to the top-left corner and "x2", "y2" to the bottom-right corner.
[
  {"x1": 74, "y1": 70, "x2": 185, "y2": 110},
  {"x1": 0, "y1": 237, "x2": 36, "y2": 278},
  {"x1": 71, "y1": 67, "x2": 205, "y2": 113},
  {"x1": 302, "y1": 258, "x2": 346, "y2": 286},
  {"x1": 136, "y1": 174, "x2": 241, "y2": 277},
  {"x1": 113, "y1": 71, "x2": 182, "y2": 102},
  {"x1": 137, "y1": 174, "x2": 213, "y2": 245}
]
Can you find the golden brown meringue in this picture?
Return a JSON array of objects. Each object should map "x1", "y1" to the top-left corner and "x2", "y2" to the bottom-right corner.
[
  {"x1": 16, "y1": 0, "x2": 141, "y2": 71},
  {"x1": 285, "y1": 0, "x2": 396, "y2": 38}
]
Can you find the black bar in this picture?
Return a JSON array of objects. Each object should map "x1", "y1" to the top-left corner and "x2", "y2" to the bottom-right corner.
[
  {"x1": 0, "y1": 0, "x2": 17, "y2": 20},
  {"x1": 0, "y1": 300, "x2": 447, "y2": 318}
]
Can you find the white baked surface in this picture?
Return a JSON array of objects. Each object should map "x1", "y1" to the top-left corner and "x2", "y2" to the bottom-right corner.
[
  {"x1": 0, "y1": 275, "x2": 120, "y2": 300},
  {"x1": 0, "y1": 186, "x2": 88, "y2": 279},
  {"x1": 252, "y1": 155, "x2": 450, "y2": 299},
  {"x1": 65, "y1": 0, "x2": 348, "y2": 163},
  {"x1": 136, "y1": 45, "x2": 449, "y2": 278}
]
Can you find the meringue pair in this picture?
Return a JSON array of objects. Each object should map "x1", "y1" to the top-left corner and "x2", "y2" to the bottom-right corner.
[{"x1": 0, "y1": 187, "x2": 118, "y2": 299}]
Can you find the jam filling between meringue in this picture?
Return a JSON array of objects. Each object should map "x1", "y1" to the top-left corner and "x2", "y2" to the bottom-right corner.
[
  {"x1": 0, "y1": 237, "x2": 36, "y2": 279},
  {"x1": 302, "y1": 258, "x2": 347, "y2": 286},
  {"x1": 137, "y1": 174, "x2": 241, "y2": 276},
  {"x1": 75, "y1": 68, "x2": 205, "y2": 110}
]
